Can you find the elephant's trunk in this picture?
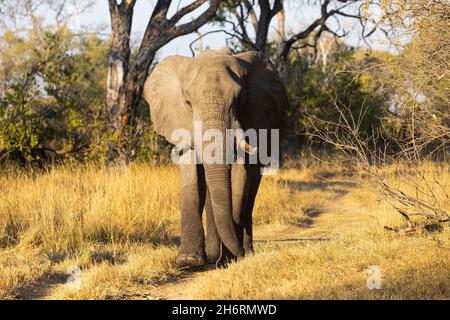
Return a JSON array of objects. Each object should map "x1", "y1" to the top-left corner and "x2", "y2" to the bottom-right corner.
[
  {"x1": 198, "y1": 97, "x2": 243, "y2": 258},
  {"x1": 203, "y1": 163, "x2": 242, "y2": 257}
]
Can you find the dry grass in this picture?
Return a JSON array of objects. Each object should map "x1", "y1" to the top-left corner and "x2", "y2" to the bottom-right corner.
[
  {"x1": 49, "y1": 245, "x2": 179, "y2": 299},
  {"x1": 0, "y1": 162, "x2": 448, "y2": 299},
  {"x1": 0, "y1": 164, "x2": 181, "y2": 299},
  {"x1": 189, "y1": 237, "x2": 449, "y2": 299},
  {"x1": 188, "y1": 163, "x2": 450, "y2": 299}
]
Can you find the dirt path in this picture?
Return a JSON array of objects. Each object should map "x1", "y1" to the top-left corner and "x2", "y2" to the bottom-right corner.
[
  {"x1": 141, "y1": 179, "x2": 365, "y2": 300},
  {"x1": 145, "y1": 268, "x2": 217, "y2": 300},
  {"x1": 143, "y1": 210, "x2": 342, "y2": 300},
  {"x1": 18, "y1": 273, "x2": 68, "y2": 300}
]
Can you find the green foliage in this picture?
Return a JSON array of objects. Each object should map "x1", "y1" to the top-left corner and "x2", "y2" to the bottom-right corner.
[
  {"x1": 0, "y1": 77, "x2": 41, "y2": 162},
  {"x1": 3, "y1": 5, "x2": 444, "y2": 167},
  {"x1": 384, "y1": 7, "x2": 449, "y2": 156},
  {"x1": 108, "y1": 99, "x2": 172, "y2": 164},
  {"x1": 0, "y1": 27, "x2": 110, "y2": 165},
  {"x1": 0, "y1": 25, "x2": 173, "y2": 167},
  {"x1": 285, "y1": 47, "x2": 386, "y2": 147}
]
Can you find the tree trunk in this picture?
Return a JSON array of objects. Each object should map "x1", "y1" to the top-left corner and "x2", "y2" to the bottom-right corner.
[
  {"x1": 106, "y1": 0, "x2": 220, "y2": 161},
  {"x1": 106, "y1": 2, "x2": 133, "y2": 160},
  {"x1": 318, "y1": 35, "x2": 333, "y2": 70},
  {"x1": 196, "y1": 30, "x2": 204, "y2": 53},
  {"x1": 275, "y1": 1, "x2": 285, "y2": 54},
  {"x1": 255, "y1": 0, "x2": 271, "y2": 52},
  {"x1": 275, "y1": 3, "x2": 286, "y2": 79},
  {"x1": 0, "y1": 67, "x2": 6, "y2": 100}
]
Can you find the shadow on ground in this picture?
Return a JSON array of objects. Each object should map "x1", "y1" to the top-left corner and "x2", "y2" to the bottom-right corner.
[
  {"x1": 17, "y1": 271, "x2": 69, "y2": 300},
  {"x1": 291, "y1": 207, "x2": 326, "y2": 228},
  {"x1": 254, "y1": 237, "x2": 330, "y2": 243},
  {"x1": 283, "y1": 178, "x2": 358, "y2": 228},
  {"x1": 284, "y1": 179, "x2": 357, "y2": 196}
]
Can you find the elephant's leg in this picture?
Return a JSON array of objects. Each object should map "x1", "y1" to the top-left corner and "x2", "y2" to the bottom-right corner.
[
  {"x1": 231, "y1": 164, "x2": 250, "y2": 245},
  {"x1": 243, "y1": 167, "x2": 262, "y2": 254},
  {"x1": 205, "y1": 188, "x2": 221, "y2": 264},
  {"x1": 213, "y1": 164, "x2": 251, "y2": 267},
  {"x1": 177, "y1": 161, "x2": 207, "y2": 267}
]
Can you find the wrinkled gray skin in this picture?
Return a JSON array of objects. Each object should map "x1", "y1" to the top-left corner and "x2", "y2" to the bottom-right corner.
[{"x1": 143, "y1": 48, "x2": 288, "y2": 268}]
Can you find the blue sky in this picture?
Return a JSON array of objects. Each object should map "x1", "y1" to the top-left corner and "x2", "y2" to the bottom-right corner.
[{"x1": 60, "y1": 0, "x2": 387, "y2": 59}]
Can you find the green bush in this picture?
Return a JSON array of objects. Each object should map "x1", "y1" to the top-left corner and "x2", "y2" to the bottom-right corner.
[{"x1": 285, "y1": 47, "x2": 386, "y2": 148}]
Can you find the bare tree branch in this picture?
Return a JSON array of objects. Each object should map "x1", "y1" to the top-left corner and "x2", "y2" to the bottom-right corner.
[{"x1": 169, "y1": 0, "x2": 206, "y2": 25}]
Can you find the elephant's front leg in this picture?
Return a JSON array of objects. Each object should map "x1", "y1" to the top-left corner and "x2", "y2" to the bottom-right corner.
[
  {"x1": 243, "y1": 167, "x2": 262, "y2": 254},
  {"x1": 205, "y1": 188, "x2": 221, "y2": 264},
  {"x1": 205, "y1": 164, "x2": 250, "y2": 267},
  {"x1": 177, "y1": 161, "x2": 207, "y2": 267}
]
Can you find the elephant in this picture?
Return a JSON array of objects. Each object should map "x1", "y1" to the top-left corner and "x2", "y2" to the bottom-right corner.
[{"x1": 143, "y1": 48, "x2": 288, "y2": 268}]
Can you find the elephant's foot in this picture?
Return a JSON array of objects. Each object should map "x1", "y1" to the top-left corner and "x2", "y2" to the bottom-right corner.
[
  {"x1": 215, "y1": 242, "x2": 238, "y2": 268},
  {"x1": 243, "y1": 234, "x2": 254, "y2": 255},
  {"x1": 206, "y1": 242, "x2": 221, "y2": 265},
  {"x1": 175, "y1": 253, "x2": 206, "y2": 268},
  {"x1": 207, "y1": 254, "x2": 221, "y2": 265}
]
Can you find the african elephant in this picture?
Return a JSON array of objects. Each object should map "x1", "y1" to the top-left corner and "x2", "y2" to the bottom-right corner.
[{"x1": 143, "y1": 48, "x2": 288, "y2": 268}]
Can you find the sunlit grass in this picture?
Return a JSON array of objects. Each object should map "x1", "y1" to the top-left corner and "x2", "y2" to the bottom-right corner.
[
  {"x1": 0, "y1": 162, "x2": 448, "y2": 299},
  {"x1": 187, "y1": 163, "x2": 450, "y2": 299},
  {"x1": 0, "y1": 164, "x2": 180, "y2": 299}
]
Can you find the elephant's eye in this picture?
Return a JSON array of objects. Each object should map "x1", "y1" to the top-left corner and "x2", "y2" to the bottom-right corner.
[{"x1": 185, "y1": 100, "x2": 192, "y2": 109}]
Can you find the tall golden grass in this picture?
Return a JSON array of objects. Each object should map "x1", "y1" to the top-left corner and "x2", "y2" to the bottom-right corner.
[
  {"x1": 0, "y1": 164, "x2": 181, "y2": 299},
  {"x1": 0, "y1": 162, "x2": 448, "y2": 299}
]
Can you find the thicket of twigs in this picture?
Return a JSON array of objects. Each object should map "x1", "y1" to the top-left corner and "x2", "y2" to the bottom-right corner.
[{"x1": 304, "y1": 0, "x2": 449, "y2": 231}]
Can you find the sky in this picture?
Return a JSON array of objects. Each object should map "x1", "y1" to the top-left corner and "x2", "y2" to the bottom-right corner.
[{"x1": 51, "y1": 0, "x2": 388, "y2": 59}]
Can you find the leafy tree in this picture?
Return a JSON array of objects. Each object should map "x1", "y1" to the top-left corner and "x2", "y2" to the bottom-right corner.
[
  {"x1": 285, "y1": 42, "x2": 387, "y2": 149},
  {"x1": 377, "y1": 0, "x2": 449, "y2": 159},
  {"x1": 0, "y1": 27, "x2": 110, "y2": 165},
  {"x1": 0, "y1": 25, "x2": 172, "y2": 166}
]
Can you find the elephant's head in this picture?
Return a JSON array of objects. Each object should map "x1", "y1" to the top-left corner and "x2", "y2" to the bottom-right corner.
[{"x1": 143, "y1": 49, "x2": 288, "y2": 259}]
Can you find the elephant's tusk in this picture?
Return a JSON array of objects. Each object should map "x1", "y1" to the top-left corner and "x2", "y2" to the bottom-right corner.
[
  {"x1": 234, "y1": 125, "x2": 258, "y2": 155},
  {"x1": 239, "y1": 139, "x2": 258, "y2": 155}
]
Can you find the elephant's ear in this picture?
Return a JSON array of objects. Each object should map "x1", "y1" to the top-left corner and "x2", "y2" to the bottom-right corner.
[
  {"x1": 233, "y1": 51, "x2": 288, "y2": 134},
  {"x1": 143, "y1": 56, "x2": 192, "y2": 145}
]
